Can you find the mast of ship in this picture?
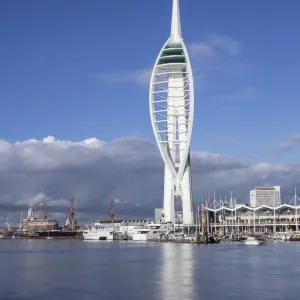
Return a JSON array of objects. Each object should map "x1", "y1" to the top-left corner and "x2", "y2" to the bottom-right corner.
[
  {"x1": 110, "y1": 198, "x2": 115, "y2": 225},
  {"x1": 206, "y1": 192, "x2": 210, "y2": 235},
  {"x1": 201, "y1": 203, "x2": 205, "y2": 235},
  {"x1": 43, "y1": 199, "x2": 48, "y2": 231},
  {"x1": 6, "y1": 216, "x2": 11, "y2": 232},
  {"x1": 69, "y1": 196, "x2": 76, "y2": 231},
  {"x1": 19, "y1": 211, "x2": 23, "y2": 231},
  {"x1": 43, "y1": 199, "x2": 47, "y2": 220}
]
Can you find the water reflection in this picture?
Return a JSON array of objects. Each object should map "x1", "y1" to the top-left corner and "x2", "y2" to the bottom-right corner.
[{"x1": 159, "y1": 243, "x2": 195, "y2": 300}]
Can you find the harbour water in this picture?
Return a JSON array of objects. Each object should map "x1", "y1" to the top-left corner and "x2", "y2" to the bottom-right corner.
[{"x1": 0, "y1": 240, "x2": 299, "y2": 300}]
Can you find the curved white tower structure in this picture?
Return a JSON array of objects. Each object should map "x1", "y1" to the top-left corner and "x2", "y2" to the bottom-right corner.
[{"x1": 149, "y1": 0, "x2": 194, "y2": 225}]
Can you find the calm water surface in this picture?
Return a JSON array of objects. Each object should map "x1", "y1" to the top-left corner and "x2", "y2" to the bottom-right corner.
[{"x1": 0, "y1": 240, "x2": 299, "y2": 300}]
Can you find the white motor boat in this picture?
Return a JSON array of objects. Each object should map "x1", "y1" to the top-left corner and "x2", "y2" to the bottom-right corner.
[
  {"x1": 243, "y1": 236, "x2": 264, "y2": 246},
  {"x1": 132, "y1": 229, "x2": 149, "y2": 241},
  {"x1": 83, "y1": 225, "x2": 114, "y2": 241},
  {"x1": 132, "y1": 222, "x2": 173, "y2": 241}
]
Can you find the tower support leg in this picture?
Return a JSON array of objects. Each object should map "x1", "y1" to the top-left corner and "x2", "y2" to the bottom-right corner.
[
  {"x1": 181, "y1": 157, "x2": 194, "y2": 225},
  {"x1": 163, "y1": 164, "x2": 175, "y2": 223}
]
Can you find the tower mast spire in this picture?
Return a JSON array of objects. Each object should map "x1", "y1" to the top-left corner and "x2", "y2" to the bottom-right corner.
[{"x1": 170, "y1": 0, "x2": 182, "y2": 43}]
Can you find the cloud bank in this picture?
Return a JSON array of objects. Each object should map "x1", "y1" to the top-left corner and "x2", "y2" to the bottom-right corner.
[{"x1": 0, "y1": 136, "x2": 300, "y2": 225}]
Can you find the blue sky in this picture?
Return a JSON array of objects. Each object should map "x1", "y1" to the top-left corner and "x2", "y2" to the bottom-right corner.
[{"x1": 1, "y1": 0, "x2": 300, "y2": 163}]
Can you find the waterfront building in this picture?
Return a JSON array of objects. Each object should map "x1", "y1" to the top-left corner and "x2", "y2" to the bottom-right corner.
[
  {"x1": 205, "y1": 188, "x2": 300, "y2": 234},
  {"x1": 21, "y1": 205, "x2": 58, "y2": 232},
  {"x1": 250, "y1": 186, "x2": 281, "y2": 207},
  {"x1": 149, "y1": 0, "x2": 195, "y2": 225}
]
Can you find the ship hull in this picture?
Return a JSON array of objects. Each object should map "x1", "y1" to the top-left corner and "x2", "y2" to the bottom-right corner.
[{"x1": 32, "y1": 231, "x2": 80, "y2": 239}]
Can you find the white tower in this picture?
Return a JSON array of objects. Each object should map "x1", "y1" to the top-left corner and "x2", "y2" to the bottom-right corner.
[
  {"x1": 149, "y1": 0, "x2": 194, "y2": 225},
  {"x1": 27, "y1": 204, "x2": 34, "y2": 221}
]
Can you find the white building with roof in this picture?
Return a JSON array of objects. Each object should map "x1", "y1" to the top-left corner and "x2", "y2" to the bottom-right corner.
[
  {"x1": 250, "y1": 186, "x2": 281, "y2": 207},
  {"x1": 204, "y1": 188, "x2": 300, "y2": 235}
]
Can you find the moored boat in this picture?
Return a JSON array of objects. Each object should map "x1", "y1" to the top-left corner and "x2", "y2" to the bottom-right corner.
[
  {"x1": 209, "y1": 235, "x2": 221, "y2": 243},
  {"x1": 36, "y1": 230, "x2": 79, "y2": 239},
  {"x1": 132, "y1": 222, "x2": 173, "y2": 241},
  {"x1": 243, "y1": 236, "x2": 265, "y2": 246},
  {"x1": 83, "y1": 225, "x2": 114, "y2": 241},
  {"x1": 132, "y1": 229, "x2": 149, "y2": 241}
]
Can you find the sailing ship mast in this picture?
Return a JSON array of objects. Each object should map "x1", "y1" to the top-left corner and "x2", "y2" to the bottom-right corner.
[
  {"x1": 70, "y1": 196, "x2": 76, "y2": 231},
  {"x1": 6, "y1": 216, "x2": 11, "y2": 232},
  {"x1": 110, "y1": 198, "x2": 115, "y2": 224},
  {"x1": 65, "y1": 191, "x2": 77, "y2": 231},
  {"x1": 19, "y1": 211, "x2": 23, "y2": 231},
  {"x1": 201, "y1": 192, "x2": 211, "y2": 243},
  {"x1": 43, "y1": 199, "x2": 47, "y2": 220},
  {"x1": 207, "y1": 192, "x2": 210, "y2": 235}
]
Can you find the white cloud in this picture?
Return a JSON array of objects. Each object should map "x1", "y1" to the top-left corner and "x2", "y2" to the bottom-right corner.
[
  {"x1": 189, "y1": 42, "x2": 215, "y2": 59},
  {"x1": 187, "y1": 34, "x2": 254, "y2": 105},
  {"x1": 1, "y1": 136, "x2": 300, "y2": 225},
  {"x1": 93, "y1": 69, "x2": 152, "y2": 86},
  {"x1": 189, "y1": 33, "x2": 242, "y2": 58},
  {"x1": 15, "y1": 192, "x2": 70, "y2": 208},
  {"x1": 205, "y1": 133, "x2": 238, "y2": 143},
  {"x1": 223, "y1": 86, "x2": 256, "y2": 102},
  {"x1": 276, "y1": 134, "x2": 300, "y2": 152},
  {"x1": 188, "y1": 34, "x2": 242, "y2": 60},
  {"x1": 188, "y1": 34, "x2": 242, "y2": 71},
  {"x1": 207, "y1": 34, "x2": 242, "y2": 56}
]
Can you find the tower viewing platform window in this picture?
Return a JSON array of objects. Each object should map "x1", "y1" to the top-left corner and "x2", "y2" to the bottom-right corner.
[
  {"x1": 158, "y1": 43, "x2": 186, "y2": 65},
  {"x1": 158, "y1": 55, "x2": 186, "y2": 65},
  {"x1": 161, "y1": 49, "x2": 184, "y2": 57},
  {"x1": 165, "y1": 43, "x2": 183, "y2": 49}
]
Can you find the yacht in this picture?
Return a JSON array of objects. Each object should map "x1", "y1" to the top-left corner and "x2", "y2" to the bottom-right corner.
[
  {"x1": 132, "y1": 222, "x2": 173, "y2": 241},
  {"x1": 132, "y1": 229, "x2": 149, "y2": 241},
  {"x1": 83, "y1": 224, "x2": 114, "y2": 241}
]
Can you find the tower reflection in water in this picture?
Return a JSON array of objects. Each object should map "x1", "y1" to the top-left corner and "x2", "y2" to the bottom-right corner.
[{"x1": 159, "y1": 243, "x2": 195, "y2": 300}]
